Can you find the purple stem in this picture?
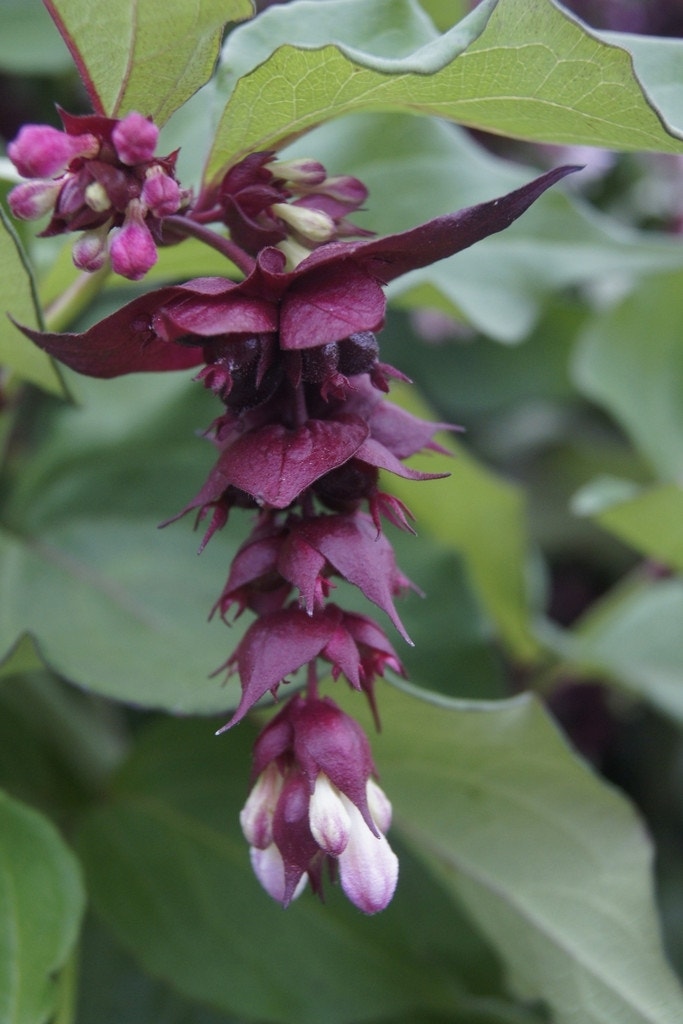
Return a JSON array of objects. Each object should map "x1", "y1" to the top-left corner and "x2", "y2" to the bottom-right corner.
[{"x1": 164, "y1": 215, "x2": 256, "y2": 277}]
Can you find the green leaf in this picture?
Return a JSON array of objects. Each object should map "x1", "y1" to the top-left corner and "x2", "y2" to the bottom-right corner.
[
  {"x1": 546, "y1": 579, "x2": 683, "y2": 724},
  {"x1": 573, "y1": 270, "x2": 683, "y2": 481},
  {"x1": 0, "y1": 373, "x2": 251, "y2": 714},
  {"x1": 387, "y1": 383, "x2": 538, "y2": 662},
  {"x1": 43, "y1": 0, "x2": 253, "y2": 124},
  {"x1": 76, "y1": 715, "x2": 531, "y2": 1023},
  {"x1": 206, "y1": 0, "x2": 683, "y2": 184},
  {"x1": 0, "y1": 790, "x2": 85, "y2": 1024},
  {"x1": 0, "y1": 206, "x2": 66, "y2": 395},
  {"x1": 336, "y1": 680, "x2": 683, "y2": 1024},
  {"x1": 572, "y1": 478, "x2": 683, "y2": 572}
]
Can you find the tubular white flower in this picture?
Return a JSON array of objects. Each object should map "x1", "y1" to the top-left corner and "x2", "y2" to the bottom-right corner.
[
  {"x1": 366, "y1": 777, "x2": 393, "y2": 834},
  {"x1": 240, "y1": 762, "x2": 283, "y2": 849},
  {"x1": 250, "y1": 843, "x2": 307, "y2": 905},
  {"x1": 337, "y1": 799, "x2": 398, "y2": 914},
  {"x1": 309, "y1": 773, "x2": 351, "y2": 857}
]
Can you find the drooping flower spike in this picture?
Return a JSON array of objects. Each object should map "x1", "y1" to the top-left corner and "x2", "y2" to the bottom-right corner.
[{"x1": 17, "y1": 159, "x2": 579, "y2": 913}]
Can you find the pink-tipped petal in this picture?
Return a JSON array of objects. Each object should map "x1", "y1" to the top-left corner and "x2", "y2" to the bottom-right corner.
[{"x1": 338, "y1": 800, "x2": 398, "y2": 914}]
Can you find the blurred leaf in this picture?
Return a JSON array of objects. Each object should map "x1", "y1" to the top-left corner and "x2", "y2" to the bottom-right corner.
[
  {"x1": 546, "y1": 578, "x2": 683, "y2": 723},
  {"x1": 0, "y1": 790, "x2": 84, "y2": 1024},
  {"x1": 0, "y1": 373, "x2": 251, "y2": 714},
  {"x1": 43, "y1": 0, "x2": 253, "y2": 124},
  {"x1": 77, "y1": 914, "x2": 247, "y2": 1024},
  {"x1": 0, "y1": 0, "x2": 72, "y2": 74},
  {"x1": 573, "y1": 478, "x2": 683, "y2": 572},
  {"x1": 574, "y1": 270, "x2": 683, "y2": 481},
  {"x1": 336, "y1": 680, "x2": 683, "y2": 1024},
  {"x1": 76, "y1": 715, "x2": 532, "y2": 1023},
  {"x1": 0, "y1": 206, "x2": 66, "y2": 395},
  {"x1": 206, "y1": 0, "x2": 683, "y2": 184},
  {"x1": 387, "y1": 382, "x2": 538, "y2": 661}
]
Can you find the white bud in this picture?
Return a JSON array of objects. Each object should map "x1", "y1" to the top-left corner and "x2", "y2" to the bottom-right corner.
[
  {"x1": 250, "y1": 844, "x2": 307, "y2": 905},
  {"x1": 309, "y1": 774, "x2": 351, "y2": 856},
  {"x1": 239, "y1": 763, "x2": 282, "y2": 849},
  {"x1": 337, "y1": 799, "x2": 398, "y2": 914},
  {"x1": 271, "y1": 201, "x2": 335, "y2": 242}
]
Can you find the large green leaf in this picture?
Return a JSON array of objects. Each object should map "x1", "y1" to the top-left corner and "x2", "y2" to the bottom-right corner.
[
  {"x1": 338, "y1": 681, "x2": 683, "y2": 1024},
  {"x1": 573, "y1": 270, "x2": 683, "y2": 481},
  {"x1": 572, "y1": 478, "x2": 683, "y2": 572},
  {"x1": 0, "y1": 373, "x2": 252, "y2": 713},
  {"x1": 0, "y1": 206, "x2": 65, "y2": 395},
  {"x1": 43, "y1": 0, "x2": 253, "y2": 124},
  {"x1": 205, "y1": 0, "x2": 683, "y2": 184},
  {"x1": 76, "y1": 715, "x2": 535, "y2": 1024},
  {"x1": 0, "y1": 790, "x2": 84, "y2": 1024}
]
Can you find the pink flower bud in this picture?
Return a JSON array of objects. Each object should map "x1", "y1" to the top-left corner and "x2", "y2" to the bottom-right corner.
[
  {"x1": 7, "y1": 179, "x2": 61, "y2": 220},
  {"x1": 8, "y1": 124, "x2": 98, "y2": 178},
  {"x1": 266, "y1": 157, "x2": 326, "y2": 186},
  {"x1": 109, "y1": 201, "x2": 157, "y2": 280},
  {"x1": 320, "y1": 175, "x2": 368, "y2": 206},
  {"x1": 142, "y1": 167, "x2": 181, "y2": 216},
  {"x1": 112, "y1": 112, "x2": 159, "y2": 165},
  {"x1": 72, "y1": 225, "x2": 110, "y2": 272}
]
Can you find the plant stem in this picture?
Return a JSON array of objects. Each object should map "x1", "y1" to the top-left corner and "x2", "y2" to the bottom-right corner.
[{"x1": 164, "y1": 216, "x2": 256, "y2": 276}]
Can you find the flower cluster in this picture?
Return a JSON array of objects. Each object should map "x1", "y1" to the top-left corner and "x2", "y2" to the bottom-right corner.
[
  {"x1": 240, "y1": 694, "x2": 398, "y2": 912},
  {"x1": 15, "y1": 107, "x2": 577, "y2": 911},
  {"x1": 7, "y1": 110, "x2": 188, "y2": 279},
  {"x1": 211, "y1": 150, "x2": 372, "y2": 261}
]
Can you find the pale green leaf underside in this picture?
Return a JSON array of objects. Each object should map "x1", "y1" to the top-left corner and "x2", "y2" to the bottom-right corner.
[
  {"x1": 573, "y1": 271, "x2": 683, "y2": 482},
  {"x1": 0, "y1": 208, "x2": 65, "y2": 396},
  {"x1": 388, "y1": 383, "x2": 537, "y2": 661},
  {"x1": 339, "y1": 681, "x2": 683, "y2": 1024},
  {"x1": 573, "y1": 478, "x2": 683, "y2": 572},
  {"x1": 0, "y1": 791, "x2": 84, "y2": 1024},
  {"x1": 206, "y1": 0, "x2": 683, "y2": 184},
  {"x1": 44, "y1": 0, "x2": 253, "y2": 124},
  {"x1": 548, "y1": 579, "x2": 683, "y2": 724}
]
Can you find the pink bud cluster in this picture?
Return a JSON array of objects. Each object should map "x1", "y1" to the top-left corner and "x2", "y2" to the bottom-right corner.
[
  {"x1": 7, "y1": 110, "x2": 188, "y2": 280},
  {"x1": 239, "y1": 694, "x2": 398, "y2": 913}
]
